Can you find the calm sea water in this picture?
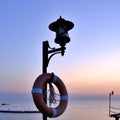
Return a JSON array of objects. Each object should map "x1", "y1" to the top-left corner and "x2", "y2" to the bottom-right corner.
[{"x1": 0, "y1": 93, "x2": 119, "y2": 120}]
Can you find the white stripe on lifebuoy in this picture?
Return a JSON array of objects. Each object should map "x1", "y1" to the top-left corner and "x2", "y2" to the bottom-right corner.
[
  {"x1": 32, "y1": 73, "x2": 68, "y2": 118},
  {"x1": 52, "y1": 75, "x2": 57, "y2": 83},
  {"x1": 52, "y1": 108, "x2": 57, "y2": 117},
  {"x1": 60, "y1": 95, "x2": 68, "y2": 100},
  {"x1": 32, "y1": 88, "x2": 42, "y2": 94}
]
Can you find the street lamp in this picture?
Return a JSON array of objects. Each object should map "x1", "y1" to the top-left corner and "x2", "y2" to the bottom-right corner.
[
  {"x1": 42, "y1": 16, "x2": 74, "y2": 120},
  {"x1": 49, "y1": 16, "x2": 74, "y2": 48}
]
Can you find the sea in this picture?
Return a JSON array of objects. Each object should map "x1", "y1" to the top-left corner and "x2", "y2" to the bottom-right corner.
[{"x1": 0, "y1": 93, "x2": 120, "y2": 120}]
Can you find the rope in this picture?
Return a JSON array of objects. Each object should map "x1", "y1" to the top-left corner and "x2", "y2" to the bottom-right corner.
[
  {"x1": 48, "y1": 73, "x2": 57, "y2": 106},
  {"x1": 49, "y1": 83, "x2": 57, "y2": 106}
]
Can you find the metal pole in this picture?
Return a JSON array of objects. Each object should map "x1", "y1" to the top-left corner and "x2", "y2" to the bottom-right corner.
[
  {"x1": 42, "y1": 41, "x2": 66, "y2": 120},
  {"x1": 42, "y1": 41, "x2": 48, "y2": 120}
]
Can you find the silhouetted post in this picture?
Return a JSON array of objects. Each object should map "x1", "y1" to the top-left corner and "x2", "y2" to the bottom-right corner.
[
  {"x1": 42, "y1": 16, "x2": 74, "y2": 120},
  {"x1": 115, "y1": 117, "x2": 119, "y2": 120},
  {"x1": 109, "y1": 93, "x2": 112, "y2": 117},
  {"x1": 109, "y1": 91, "x2": 114, "y2": 117},
  {"x1": 42, "y1": 41, "x2": 48, "y2": 120},
  {"x1": 109, "y1": 91, "x2": 120, "y2": 120}
]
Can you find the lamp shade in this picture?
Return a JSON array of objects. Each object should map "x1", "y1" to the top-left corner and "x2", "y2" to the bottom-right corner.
[{"x1": 49, "y1": 16, "x2": 74, "y2": 47}]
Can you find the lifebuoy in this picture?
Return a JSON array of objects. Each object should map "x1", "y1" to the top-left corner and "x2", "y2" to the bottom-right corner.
[{"x1": 32, "y1": 73, "x2": 68, "y2": 118}]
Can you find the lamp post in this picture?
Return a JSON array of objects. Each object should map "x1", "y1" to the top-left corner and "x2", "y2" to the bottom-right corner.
[
  {"x1": 42, "y1": 16, "x2": 74, "y2": 120},
  {"x1": 109, "y1": 91, "x2": 114, "y2": 117}
]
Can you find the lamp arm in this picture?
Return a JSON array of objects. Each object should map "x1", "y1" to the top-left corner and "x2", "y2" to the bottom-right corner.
[
  {"x1": 43, "y1": 41, "x2": 66, "y2": 71},
  {"x1": 47, "y1": 47, "x2": 66, "y2": 66},
  {"x1": 47, "y1": 52, "x2": 61, "y2": 66},
  {"x1": 48, "y1": 47, "x2": 66, "y2": 54}
]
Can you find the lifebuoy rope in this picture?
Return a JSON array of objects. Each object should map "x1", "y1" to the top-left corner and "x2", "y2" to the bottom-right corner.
[{"x1": 49, "y1": 73, "x2": 57, "y2": 106}]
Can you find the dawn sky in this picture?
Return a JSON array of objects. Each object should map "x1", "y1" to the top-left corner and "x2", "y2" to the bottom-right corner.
[{"x1": 0, "y1": 0, "x2": 120, "y2": 96}]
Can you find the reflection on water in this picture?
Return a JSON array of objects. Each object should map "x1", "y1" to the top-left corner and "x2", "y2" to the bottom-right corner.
[{"x1": 0, "y1": 93, "x2": 120, "y2": 120}]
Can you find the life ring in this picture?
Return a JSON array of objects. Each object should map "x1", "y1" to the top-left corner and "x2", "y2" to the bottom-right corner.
[{"x1": 32, "y1": 73, "x2": 68, "y2": 118}]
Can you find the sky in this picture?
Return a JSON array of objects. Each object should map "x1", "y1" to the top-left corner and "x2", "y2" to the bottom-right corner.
[{"x1": 0, "y1": 0, "x2": 120, "y2": 96}]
